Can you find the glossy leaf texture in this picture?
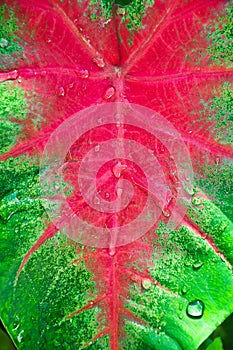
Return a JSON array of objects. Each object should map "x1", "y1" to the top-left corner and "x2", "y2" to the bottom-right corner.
[{"x1": 0, "y1": 1, "x2": 233, "y2": 350}]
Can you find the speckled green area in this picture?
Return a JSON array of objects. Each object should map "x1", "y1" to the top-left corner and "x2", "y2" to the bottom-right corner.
[
  {"x1": 88, "y1": 0, "x2": 154, "y2": 32},
  {"x1": 125, "y1": 223, "x2": 233, "y2": 350},
  {"x1": 0, "y1": 156, "x2": 103, "y2": 349},
  {"x1": 201, "y1": 82, "x2": 233, "y2": 145},
  {"x1": 0, "y1": 82, "x2": 29, "y2": 155},
  {"x1": 188, "y1": 196, "x2": 233, "y2": 264},
  {"x1": 207, "y1": 2, "x2": 233, "y2": 67},
  {"x1": 194, "y1": 158, "x2": 233, "y2": 220},
  {"x1": 0, "y1": 4, "x2": 22, "y2": 60}
]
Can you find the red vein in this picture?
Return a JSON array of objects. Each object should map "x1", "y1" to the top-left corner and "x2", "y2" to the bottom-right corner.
[
  {"x1": 123, "y1": 0, "x2": 180, "y2": 74},
  {"x1": 0, "y1": 132, "x2": 51, "y2": 161},
  {"x1": 66, "y1": 293, "x2": 107, "y2": 319},
  {"x1": 170, "y1": 0, "x2": 218, "y2": 22},
  {"x1": 15, "y1": 224, "x2": 58, "y2": 283},
  {"x1": 46, "y1": 0, "x2": 109, "y2": 69},
  {"x1": 183, "y1": 215, "x2": 232, "y2": 269},
  {"x1": 125, "y1": 67, "x2": 233, "y2": 83}
]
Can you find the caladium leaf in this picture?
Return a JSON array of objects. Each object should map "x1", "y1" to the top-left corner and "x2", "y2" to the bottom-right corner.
[{"x1": 0, "y1": 1, "x2": 233, "y2": 350}]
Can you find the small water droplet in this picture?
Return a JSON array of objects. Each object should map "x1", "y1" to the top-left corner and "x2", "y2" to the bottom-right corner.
[
  {"x1": 88, "y1": 300, "x2": 94, "y2": 306},
  {"x1": 105, "y1": 192, "x2": 110, "y2": 199},
  {"x1": 112, "y1": 161, "x2": 127, "y2": 178},
  {"x1": 17, "y1": 76, "x2": 22, "y2": 83},
  {"x1": 179, "y1": 313, "x2": 183, "y2": 319},
  {"x1": 92, "y1": 56, "x2": 105, "y2": 68},
  {"x1": 46, "y1": 38, "x2": 52, "y2": 43},
  {"x1": 94, "y1": 144, "x2": 100, "y2": 152},
  {"x1": 0, "y1": 38, "x2": 9, "y2": 48},
  {"x1": 103, "y1": 86, "x2": 115, "y2": 100},
  {"x1": 141, "y1": 278, "x2": 152, "y2": 290},
  {"x1": 56, "y1": 86, "x2": 65, "y2": 97},
  {"x1": 181, "y1": 285, "x2": 188, "y2": 295},
  {"x1": 193, "y1": 260, "x2": 203, "y2": 270},
  {"x1": 93, "y1": 195, "x2": 100, "y2": 205},
  {"x1": 76, "y1": 69, "x2": 89, "y2": 79},
  {"x1": 162, "y1": 207, "x2": 171, "y2": 217},
  {"x1": 186, "y1": 300, "x2": 204, "y2": 318},
  {"x1": 108, "y1": 247, "x2": 116, "y2": 256},
  {"x1": 192, "y1": 196, "x2": 202, "y2": 205},
  {"x1": 69, "y1": 82, "x2": 74, "y2": 89}
]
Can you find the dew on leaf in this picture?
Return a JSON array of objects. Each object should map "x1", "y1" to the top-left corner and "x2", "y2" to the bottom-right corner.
[
  {"x1": 186, "y1": 300, "x2": 204, "y2": 318},
  {"x1": 141, "y1": 278, "x2": 152, "y2": 290},
  {"x1": 76, "y1": 69, "x2": 89, "y2": 79},
  {"x1": 94, "y1": 144, "x2": 100, "y2": 152},
  {"x1": 162, "y1": 207, "x2": 171, "y2": 218},
  {"x1": 108, "y1": 247, "x2": 116, "y2": 256},
  {"x1": 181, "y1": 285, "x2": 188, "y2": 295},
  {"x1": 112, "y1": 161, "x2": 127, "y2": 178},
  {"x1": 92, "y1": 56, "x2": 105, "y2": 68},
  {"x1": 0, "y1": 38, "x2": 8, "y2": 48},
  {"x1": 193, "y1": 260, "x2": 203, "y2": 270},
  {"x1": 17, "y1": 76, "x2": 22, "y2": 83},
  {"x1": 103, "y1": 86, "x2": 115, "y2": 100},
  {"x1": 56, "y1": 86, "x2": 66, "y2": 97}
]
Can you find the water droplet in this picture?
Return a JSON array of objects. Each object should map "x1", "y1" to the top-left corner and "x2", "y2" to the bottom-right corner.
[
  {"x1": 141, "y1": 278, "x2": 152, "y2": 290},
  {"x1": 181, "y1": 285, "x2": 188, "y2": 295},
  {"x1": 192, "y1": 196, "x2": 202, "y2": 205},
  {"x1": 162, "y1": 207, "x2": 171, "y2": 217},
  {"x1": 108, "y1": 247, "x2": 116, "y2": 256},
  {"x1": 69, "y1": 82, "x2": 74, "y2": 89},
  {"x1": 56, "y1": 86, "x2": 65, "y2": 97},
  {"x1": 76, "y1": 69, "x2": 89, "y2": 79},
  {"x1": 94, "y1": 144, "x2": 100, "y2": 152},
  {"x1": 17, "y1": 76, "x2": 22, "y2": 83},
  {"x1": 105, "y1": 192, "x2": 110, "y2": 199},
  {"x1": 179, "y1": 313, "x2": 183, "y2": 319},
  {"x1": 112, "y1": 161, "x2": 127, "y2": 178},
  {"x1": 93, "y1": 195, "x2": 100, "y2": 205},
  {"x1": 92, "y1": 56, "x2": 105, "y2": 68},
  {"x1": 46, "y1": 38, "x2": 52, "y2": 43},
  {"x1": 88, "y1": 300, "x2": 94, "y2": 306},
  {"x1": 0, "y1": 38, "x2": 9, "y2": 48},
  {"x1": 186, "y1": 300, "x2": 204, "y2": 318},
  {"x1": 193, "y1": 260, "x2": 203, "y2": 270},
  {"x1": 103, "y1": 86, "x2": 115, "y2": 100}
]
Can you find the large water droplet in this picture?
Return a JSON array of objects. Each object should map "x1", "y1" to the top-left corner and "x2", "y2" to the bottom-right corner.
[
  {"x1": 76, "y1": 69, "x2": 89, "y2": 79},
  {"x1": 193, "y1": 260, "x2": 203, "y2": 270},
  {"x1": 92, "y1": 56, "x2": 105, "y2": 68},
  {"x1": 56, "y1": 86, "x2": 65, "y2": 97},
  {"x1": 141, "y1": 278, "x2": 152, "y2": 290},
  {"x1": 162, "y1": 207, "x2": 171, "y2": 218},
  {"x1": 0, "y1": 38, "x2": 9, "y2": 48},
  {"x1": 108, "y1": 247, "x2": 116, "y2": 256},
  {"x1": 112, "y1": 161, "x2": 127, "y2": 178},
  {"x1": 186, "y1": 300, "x2": 204, "y2": 318},
  {"x1": 103, "y1": 86, "x2": 115, "y2": 100},
  {"x1": 181, "y1": 285, "x2": 188, "y2": 295}
]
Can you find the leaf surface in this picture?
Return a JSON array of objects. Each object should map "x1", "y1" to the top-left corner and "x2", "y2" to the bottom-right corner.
[{"x1": 0, "y1": 1, "x2": 233, "y2": 350}]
